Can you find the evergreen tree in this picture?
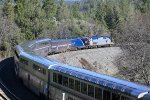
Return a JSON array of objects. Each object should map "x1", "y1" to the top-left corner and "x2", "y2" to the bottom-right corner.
[
  {"x1": 104, "y1": 6, "x2": 119, "y2": 30},
  {"x1": 3, "y1": 0, "x2": 14, "y2": 22},
  {"x1": 56, "y1": 0, "x2": 70, "y2": 21},
  {"x1": 1, "y1": 0, "x2": 23, "y2": 57},
  {"x1": 42, "y1": 0, "x2": 57, "y2": 18},
  {"x1": 71, "y1": 2, "x2": 81, "y2": 19},
  {"x1": 135, "y1": 0, "x2": 150, "y2": 13},
  {"x1": 15, "y1": 0, "x2": 58, "y2": 40}
]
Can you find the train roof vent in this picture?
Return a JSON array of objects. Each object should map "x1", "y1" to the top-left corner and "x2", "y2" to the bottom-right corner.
[{"x1": 138, "y1": 91, "x2": 148, "y2": 98}]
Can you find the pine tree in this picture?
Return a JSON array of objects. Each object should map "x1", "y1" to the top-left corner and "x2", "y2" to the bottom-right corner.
[
  {"x1": 42, "y1": 0, "x2": 57, "y2": 18},
  {"x1": 71, "y1": 2, "x2": 81, "y2": 19},
  {"x1": 3, "y1": 0, "x2": 14, "y2": 22},
  {"x1": 56, "y1": 0, "x2": 69, "y2": 21}
]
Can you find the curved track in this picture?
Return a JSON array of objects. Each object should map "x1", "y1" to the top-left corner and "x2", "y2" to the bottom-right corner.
[
  {"x1": 0, "y1": 57, "x2": 39, "y2": 100},
  {"x1": 0, "y1": 81, "x2": 20, "y2": 100}
]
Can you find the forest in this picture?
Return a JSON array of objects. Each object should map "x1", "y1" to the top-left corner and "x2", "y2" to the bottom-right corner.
[{"x1": 0, "y1": 0, "x2": 150, "y2": 85}]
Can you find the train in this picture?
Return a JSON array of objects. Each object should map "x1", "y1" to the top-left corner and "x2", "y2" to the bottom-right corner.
[
  {"x1": 20, "y1": 36, "x2": 113, "y2": 56},
  {"x1": 14, "y1": 37, "x2": 150, "y2": 100}
]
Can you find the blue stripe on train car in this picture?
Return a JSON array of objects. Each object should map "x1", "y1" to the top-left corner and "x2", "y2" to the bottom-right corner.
[{"x1": 70, "y1": 38, "x2": 85, "y2": 49}]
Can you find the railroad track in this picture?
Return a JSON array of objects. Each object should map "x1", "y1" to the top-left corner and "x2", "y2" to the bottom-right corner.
[
  {"x1": 0, "y1": 80, "x2": 20, "y2": 100},
  {"x1": 0, "y1": 57, "x2": 39, "y2": 100},
  {"x1": 0, "y1": 58, "x2": 20, "y2": 100}
]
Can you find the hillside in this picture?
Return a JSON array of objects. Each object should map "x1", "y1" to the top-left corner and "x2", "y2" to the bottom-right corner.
[{"x1": 48, "y1": 47, "x2": 122, "y2": 75}]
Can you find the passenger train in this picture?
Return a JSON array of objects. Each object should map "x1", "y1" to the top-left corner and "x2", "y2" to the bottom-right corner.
[
  {"x1": 19, "y1": 36, "x2": 113, "y2": 56},
  {"x1": 14, "y1": 37, "x2": 150, "y2": 100}
]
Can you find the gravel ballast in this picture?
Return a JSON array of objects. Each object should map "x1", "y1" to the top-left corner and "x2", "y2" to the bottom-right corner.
[{"x1": 47, "y1": 47, "x2": 122, "y2": 75}]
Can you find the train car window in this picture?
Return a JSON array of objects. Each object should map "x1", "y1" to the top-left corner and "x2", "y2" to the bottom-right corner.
[
  {"x1": 58, "y1": 74, "x2": 63, "y2": 84},
  {"x1": 88, "y1": 84, "x2": 94, "y2": 97},
  {"x1": 69, "y1": 78, "x2": 74, "y2": 89},
  {"x1": 20, "y1": 58, "x2": 28, "y2": 65},
  {"x1": 75, "y1": 80, "x2": 80, "y2": 92},
  {"x1": 30, "y1": 44, "x2": 36, "y2": 50},
  {"x1": 63, "y1": 76, "x2": 68, "y2": 87},
  {"x1": 39, "y1": 42, "x2": 49, "y2": 47},
  {"x1": 103, "y1": 90, "x2": 111, "y2": 100},
  {"x1": 53, "y1": 73, "x2": 57, "y2": 83},
  {"x1": 81, "y1": 82, "x2": 87, "y2": 95},
  {"x1": 51, "y1": 42, "x2": 57, "y2": 47},
  {"x1": 95, "y1": 87, "x2": 102, "y2": 100},
  {"x1": 112, "y1": 93, "x2": 120, "y2": 100},
  {"x1": 33, "y1": 64, "x2": 38, "y2": 70},
  {"x1": 33, "y1": 64, "x2": 46, "y2": 75},
  {"x1": 68, "y1": 96, "x2": 74, "y2": 100},
  {"x1": 42, "y1": 69, "x2": 46, "y2": 75},
  {"x1": 121, "y1": 96, "x2": 130, "y2": 100}
]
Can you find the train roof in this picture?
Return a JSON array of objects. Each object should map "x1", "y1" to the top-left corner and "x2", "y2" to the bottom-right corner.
[
  {"x1": 48, "y1": 61, "x2": 150, "y2": 98},
  {"x1": 50, "y1": 39, "x2": 71, "y2": 43},
  {"x1": 21, "y1": 38, "x2": 51, "y2": 47},
  {"x1": 20, "y1": 51, "x2": 54, "y2": 67},
  {"x1": 17, "y1": 38, "x2": 51, "y2": 52}
]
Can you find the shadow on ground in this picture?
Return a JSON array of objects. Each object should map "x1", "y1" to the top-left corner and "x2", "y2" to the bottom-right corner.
[{"x1": 0, "y1": 57, "x2": 39, "y2": 100}]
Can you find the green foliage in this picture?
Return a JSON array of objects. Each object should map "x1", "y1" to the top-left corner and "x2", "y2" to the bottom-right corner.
[
  {"x1": 3, "y1": 0, "x2": 14, "y2": 22},
  {"x1": 95, "y1": 3, "x2": 119, "y2": 30},
  {"x1": 42, "y1": 0, "x2": 57, "y2": 18},
  {"x1": 135, "y1": 0, "x2": 150, "y2": 13},
  {"x1": 69, "y1": 19, "x2": 89, "y2": 37},
  {"x1": 70, "y1": 3, "x2": 82, "y2": 19},
  {"x1": 56, "y1": 0, "x2": 70, "y2": 21},
  {"x1": 104, "y1": 6, "x2": 119, "y2": 30},
  {"x1": 15, "y1": 0, "x2": 57, "y2": 40},
  {"x1": 1, "y1": 0, "x2": 150, "y2": 58}
]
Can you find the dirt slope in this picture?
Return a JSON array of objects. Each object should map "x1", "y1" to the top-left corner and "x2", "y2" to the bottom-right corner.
[{"x1": 47, "y1": 47, "x2": 122, "y2": 75}]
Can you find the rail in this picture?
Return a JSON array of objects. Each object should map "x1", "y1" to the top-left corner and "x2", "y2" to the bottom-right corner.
[
  {"x1": 0, "y1": 60, "x2": 20, "y2": 100},
  {"x1": 0, "y1": 81, "x2": 20, "y2": 100}
]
